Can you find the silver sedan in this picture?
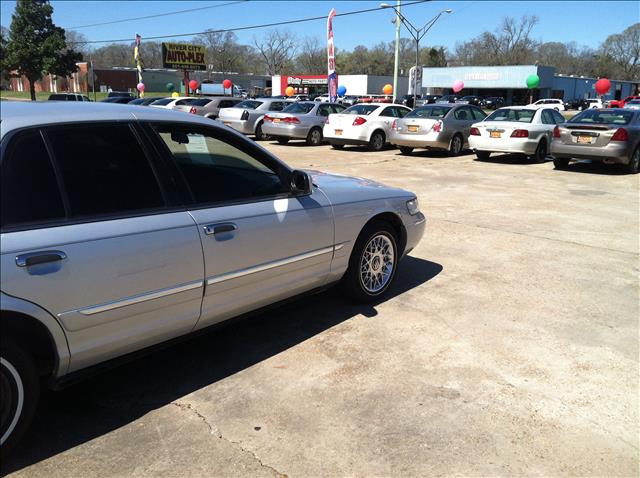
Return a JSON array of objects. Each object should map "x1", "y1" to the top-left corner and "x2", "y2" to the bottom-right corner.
[
  {"x1": 218, "y1": 98, "x2": 288, "y2": 140},
  {"x1": 262, "y1": 102, "x2": 346, "y2": 145},
  {"x1": 0, "y1": 101, "x2": 426, "y2": 453},
  {"x1": 389, "y1": 104, "x2": 487, "y2": 156},
  {"x1": 551, "y1": 108, "x2": 640, "y2": 173}
]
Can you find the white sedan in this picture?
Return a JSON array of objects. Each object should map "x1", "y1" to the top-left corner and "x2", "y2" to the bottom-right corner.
[
  {"x1": 149, "y1": 97, "x2": 195, "y2": 110},
  {"x1": 323, "y1": 103, "x2": 411, "y2": 151},
  {"x1": 468, "y1": 106, "x2": 566, "y2": 162},
  {"x1": 527, "y1": 98, "x2": 566, "y2": 111}
]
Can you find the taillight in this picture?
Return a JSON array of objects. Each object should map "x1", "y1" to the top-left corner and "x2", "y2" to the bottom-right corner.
[
  {"x1": 240, "y1": 110, "x2": 249, "y2": 120},
  {"x1": 391, "y1": 119, "x2": 397, "y2": 130},
  {"x1": 553, "y1": 126, "x2": 560, "y2": 138},
  {"x1": 264, "y1": 115, "x2": 273, "y2": 122},
  {"x1": 611, "y1": 128, "x2": 629, "y2": 141},
  {"x1": 352, "y1": 116, "x2": 367, "y2": 126},
  {"x1": 283, "y1": 116, "x2": 300, "y2": 124},
  {"x1": 189, "y1": 106, "x2": 197, "y2": 114},
  {"x1": 511, "y1": 129, "x2": 529, "y2": 138},
  {"x1": 432, "y1": 121, "x2": 442, "y2": 133},
  {"x1": 470, "y1": 127, "x2": 480, "y2": 136}
]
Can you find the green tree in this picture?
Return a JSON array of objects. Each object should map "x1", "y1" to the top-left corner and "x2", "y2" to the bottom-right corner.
[{"x1": 2, "y1": 0, "x2": 81, "y2": 100}]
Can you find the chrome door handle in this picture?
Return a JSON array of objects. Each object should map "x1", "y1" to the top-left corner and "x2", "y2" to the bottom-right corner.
[
  {"x1": 16, "y1": 250, "x2": 67, "y2": 267},
  {"x1": 204, "y1": 223, "x2": 237, "y2": 235}
]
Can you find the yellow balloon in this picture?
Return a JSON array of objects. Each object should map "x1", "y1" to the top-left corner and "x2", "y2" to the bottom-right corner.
[
  {"x1": 285, "y1": 86, "x2": 295, "y2": 97},
  {"x1": 172, "y1": 91, "x2": 180, "y2": 98},
  {"x1": 382, "y1": 84, "x2": 393, "y2": 95}
]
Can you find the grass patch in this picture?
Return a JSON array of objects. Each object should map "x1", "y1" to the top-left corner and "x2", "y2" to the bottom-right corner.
[{"x1": 0, "y1": 90, "x2": 174, "y2": 101}]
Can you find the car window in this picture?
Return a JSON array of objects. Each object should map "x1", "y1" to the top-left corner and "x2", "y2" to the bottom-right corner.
[
  {"x1": 268, "y1": 102, "x2": 285, "y2": 111},
  {"x1": 380, "y1": 107, "x2": 397, "y2": 117},
  {"x1": 46, "y1": 124, "x2": 164, "y2": 218},
  {"x1": 1, "y1": 130, "x2": 66, "y2": 229},
  {"x1": 471, "y1": 107, "x2": 487, "y2": 121},
  {"x1": 175, "y1": 99, "x2": 197, "y2": 106},
  {"x1": 541, "y1": 110, "x2": 556, "y2": 125},
  {"x1": 317, "y1": 104, "x2": 333, "y2": 116},
  {"x1": 569, "y1": 109, "x2": 633, "y2": 125},
  {"x1": 395, "y1": 107, "x2": 410, "y2": 118},
  {"x1": 151, "y1": 98, "x2": 173, "y2": 106},
  {"x1": 405, "y1": 106, "x2": 451, "y2": 119},
  {"x1": 331, "y1": 104, "x2": 346, "y2": 114},
  {"x1": 236, "y1": 100, "x2": 263, "y2": 109},
  {"x1": 552, "y1": 111, "x2": 565, "y2": 124},
  {"x1": 283, "y1": 102, "x2": 315, "y2": 114},
  {"x1": 454, "y1": 107, "x2": 472, "y2": 120},
  {"x1": 343, "y1": 104, "x2": 379, "y2": 116},
  {"x1": 154, "y1": 126, "x2": 287, "y2": 205},
  {"x1": 189, "y1": 99, "x2": 211, "y2": 107},
  {"x1": 486, "y1": 108, "x2": 536, "y2": 123}
]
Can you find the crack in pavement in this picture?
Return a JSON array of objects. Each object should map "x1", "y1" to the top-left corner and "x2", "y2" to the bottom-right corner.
[{"x1": 171, "y1": 401, "x2": 288, "y2": 478}]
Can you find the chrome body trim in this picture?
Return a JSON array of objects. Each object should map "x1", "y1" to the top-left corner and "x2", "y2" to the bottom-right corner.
[
  {"x1": 206, "y1": 245, "x2": 335, "y2": 286},
  {"x1": 75, "y1": 280, "x2": 204, "y2": 316}
]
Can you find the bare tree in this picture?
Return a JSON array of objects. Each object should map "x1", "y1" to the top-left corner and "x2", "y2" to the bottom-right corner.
[
  {"x1": 195, "y1": 30, "x2": 246, "y2": 74},
  {"x1": 253, "y1": 29, "x2": 297, "y2": 75},
  {"x1": 65, "y1": 30, "x2": 90, "y2": 59},
  {"x1": 599, "y1": 23, "x2": 640, "y2": 81},
  {"x1": 294, "y1": 37, "x2": 325, "y2": 74}
]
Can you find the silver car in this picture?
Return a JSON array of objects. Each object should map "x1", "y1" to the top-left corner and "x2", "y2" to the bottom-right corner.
[
  {"x1": 551, "y1": 108, "x2": 640, "y2": 173},
  {"x1": 217, "y1": 98, "x2": 288, "y2": 140},
  {"x1": 0, "y1": 102, "x2": 425, "y2": 452},
  {"x1": 390, "y1": 104, "x2": 487, "y2": 156},
  {"x1": 262, "y1": 102, "x2": 346, "y2": 146},
  {"x1": 173, "y1": 96, "x2": 244, "y2": 119}
]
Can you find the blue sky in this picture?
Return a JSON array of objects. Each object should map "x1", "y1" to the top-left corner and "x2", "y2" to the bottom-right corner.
[{"x1": 1, "y1": 0, "x2": 637, "y2": 52}]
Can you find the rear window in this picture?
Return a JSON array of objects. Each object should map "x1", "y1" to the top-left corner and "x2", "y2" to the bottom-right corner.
[
  {"x1": 48, "y1": 94, "x2": 69, "y2": 101},
  {"x1": 486, "y1": 109, "x2": 535, "y2": 123},
  {"x1": 405, "y1": 106, "x2": 451, "y2": 119},
  {"x1": 283, "y1": 102, "x2": 315, "y2": 114},
  {"x1": 236, "y1": 100, "x2": 263, "y2": 110},
  {"x1": 343, "y1": 104, "x2": 379, "y2": 115},
  {"x1": 189, "y1": 99, "x2": 212, "y2": 106},
  {"x1": 569, "y1": 110, "x2": 634, "y2": 125},
  {"x1": 151, "y1": 98, "x2": 173, "y2": 106}
]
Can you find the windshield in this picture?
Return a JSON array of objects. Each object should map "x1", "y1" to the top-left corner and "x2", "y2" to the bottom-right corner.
[
  {"x1": 151, "y1": 98, "x2": 174, "y2": 106},
  {"x1": 486, "y1": 108, "x2": 536, "y2": 123},
  {"x1": 405, "y1": 106, "x2": 452, "y2": 119},
  {"x1": 343, "y1": 104, "x2": 379, "y2": 115},
  {"x1": 283, "y1": 102, "x2": 315, "y2": 114},
  {"x1": 569, "y1": 109, "x2": 634, "y2": 125},
  {"x1": 236, "y1": 100, "x2": 263, "y2": 110}
]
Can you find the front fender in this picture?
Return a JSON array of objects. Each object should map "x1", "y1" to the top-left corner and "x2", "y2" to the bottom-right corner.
[{"x1": 1, "y1": 292, "x2": 70, "y2": 378}]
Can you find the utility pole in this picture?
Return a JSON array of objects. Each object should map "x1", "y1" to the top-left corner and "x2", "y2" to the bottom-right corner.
[{"x1": 392, "y1": 0, "x2": 401, "y2": 103}]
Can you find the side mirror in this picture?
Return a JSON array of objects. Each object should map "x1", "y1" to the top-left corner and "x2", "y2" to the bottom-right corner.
[{"x1": 290, "y1": 170, "x2": 312, "y2": 196}]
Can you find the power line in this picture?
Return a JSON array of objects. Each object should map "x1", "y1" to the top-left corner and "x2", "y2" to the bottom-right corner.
[
  {"x1": 72, "y1": 0, "x2": 432, "y2": 45},
  {"x1": 67, "y1": 1, "x2": 249, "y2": 30}
]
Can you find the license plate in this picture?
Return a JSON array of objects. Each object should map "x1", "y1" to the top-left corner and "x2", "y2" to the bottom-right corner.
[
  {"x1": 490, "y1": 131, "x2": 501, "y2": 138},
  {"x1": 408, "y1": 125, "x2": 419, "y2": 132},
  {"x1": 335, "y1": 129, "x2": 343, "y2": 136},
  {"x1": 273, "y1": 118, "x2": 281, "y2": 123},
  {"x1": 577, "y1": 135, "x2": 593, "y2": 144}
]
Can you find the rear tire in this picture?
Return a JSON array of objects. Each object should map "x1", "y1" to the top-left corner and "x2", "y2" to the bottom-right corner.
[
  {"x1": 306, "y1": 127, "x2": 323, "y2": 146},
  {"x1": 1, "y1": 342, "x2": 39, "y2": 457},
  {"x1": 340, "y1": 220, "x2": 399, "y2": 303},
  {"x1": 368, "y1": 131, "x2": 386, "y2": 151},
  {"x1": 254, "y1": 121, "x2": 265, "y2": 141},
  {"x1": 399, "y1": 146, "x2": 414, "y2": 155},
  {"x1": 276, "y1": 137, "x2": 290, "y2": 144},
  {"x1": 475, "y1": 151, "x2": 491, "y2": 161},
  {"x1": 553, "y1": 157, "x2": 570, "y2": 169},
  {"x1": 331, "y1": 144, "x2": 345, "y2": 150},
  {"x1": 625, "y1": 147, "x2": 639, "y2": 174},
  {"x1": 531, "y1": 139, "x2": 547, "y2": 163},
  {"x1": 448, "y1": 134, "x2": 463, "y2": 156}
]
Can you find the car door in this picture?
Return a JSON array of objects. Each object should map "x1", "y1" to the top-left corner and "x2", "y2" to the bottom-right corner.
[
  {"x1": 149, "y1": 123, "x2": 334, "y2": 330},
  {"x1": 316, "y1": 104, "x2": 334, "y2": 128},
  {"x1": 0, "y1": 124, "x2": 204, "y2": 373},
  {"x1": 378, "y1": 106, "x2": 399, "y2": 136},
  {"x1": 453, "y1": 106, "x2": 476, "y2": 138}
]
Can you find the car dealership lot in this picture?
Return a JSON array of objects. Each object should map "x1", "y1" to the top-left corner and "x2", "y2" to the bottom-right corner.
[{"x1": 3, "y1": 144, "x2": 638, "y2": 477}]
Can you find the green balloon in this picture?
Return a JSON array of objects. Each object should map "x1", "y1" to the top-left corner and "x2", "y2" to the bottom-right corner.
[
  {"x1": 526, "y1": 74, "x2": 540, "y2": 89},
  {"x1": 166, "y1": 82, "x2": 175, "y2": 92}
]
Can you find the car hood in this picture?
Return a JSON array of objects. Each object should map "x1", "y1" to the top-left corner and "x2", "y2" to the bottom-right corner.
[{"x1": 308, "y1": 170, "x2": 412, "y2": 204}]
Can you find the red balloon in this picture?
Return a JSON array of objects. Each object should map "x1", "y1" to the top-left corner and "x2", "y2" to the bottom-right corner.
[
  {"x1": 595, "y1": 78, "x2": 611, "y2": 95},
  {"x1": 189, "y1": 79, "x2": 199, "y2": 91},
  {"x1": 222, "y1": 79, "x2": 232, "y2": 89}
]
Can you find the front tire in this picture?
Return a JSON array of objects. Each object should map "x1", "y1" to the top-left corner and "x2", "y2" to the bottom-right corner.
[
  {"x1": 306, "y1": 127, "x2": 323, "y2": 146},
  {"x1": 625, "y1": 147, "x2": 639, "y2": 174},
  {"x1": 399, "y1": 146, "x2": 414, "y2": 155},
  {"x1": 340, "y1": 221, "x2": 399, "y2": 303},
  {"x1": 368, "y1": 131, "x2": 386, "y2": 151},
  {"x1": 1, "y1": 343, "x2": 39, "y2": 456}
]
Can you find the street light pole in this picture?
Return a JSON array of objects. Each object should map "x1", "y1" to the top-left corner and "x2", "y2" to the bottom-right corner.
[
  {"x1": 380, "y1": 4, "x2": 452, "y2": 107},
  {"x1": 392, "y1": 0, "x2": 401, "y2": 103}
]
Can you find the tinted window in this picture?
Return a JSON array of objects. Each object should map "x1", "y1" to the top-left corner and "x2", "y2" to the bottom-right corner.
[
  {"x1": 151, "y1": 98, "x2": 174, "y2": 106},
  {"x1": 471, "y1": 107, "x2": 487, "y2": 121},
  {"x1": 405, "y1": 106, "x2": 451, "y2": 119},
  {"x1": 283, "y1": 102, "x2": 315, "y2": 114},
  {"x1": 155, "y1": 126, "x2": 286, "y2": 205},
  {"x1": 175, "y1": 99, "x2": 197, "y2": 106},
  {"x1": 541, "y1": 110, "x2": 555, "y2": 125},
  {"x1": 189, "y1": 99, "x2": 212, "y2": 106},
  {"x1": 343, "y1": 104, "x2": 379, "y2": 115},
  {"x1": 268, "y1": 102, "x2": 285, "y2": 111},
  {"x1": 1, "y1": 131, "x2": 66, "y2": 228},
  {"x1": 569, "y1": 109, "x2": 633, "y2": 125},
  {"x1": 317, "y1": 105, "x2": 333, "y2": 116},
  {"x1": 236, "y1": 100, "x2": 263, "y2": 110},
  {"x1": 47, "y1": 125, "x2": 164, "y2": 218},
  {"x1": 128, "y1": 98, "x2": 145, "y2": 105},
  {"x1": 48, "y1": 94, "x2": 68, "y2": 101},
  {"x1": 486, "y1": 108, "x2": 536, "y2": 123},
  {"x1": 396, "y1": 107, "x2": 410, "y2": 118},
  {"x1": 454, "y1": 107, "x2": 472, "y2": 120},
  {"x1": 219, "y1": 100, "x2": 238, "y2": 108},
  {"x1": 552, "y1": 111, "x2": 565, "y2": 124},
  {"x1": 331, "y1": 104, "x2": 346, "y2": 114},
  {"x1": 379, "y1": 107, "x2": 397, "y2": 117}
]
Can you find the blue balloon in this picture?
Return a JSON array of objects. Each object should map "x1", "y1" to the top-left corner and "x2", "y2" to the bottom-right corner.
[{"x1": 337, "y1": 85, "x2": 347, "y2": 96}]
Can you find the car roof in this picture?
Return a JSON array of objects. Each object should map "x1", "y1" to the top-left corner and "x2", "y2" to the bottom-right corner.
[
  {"x1": 497, "y1": 106, "x2": 538, "y2": 110},
  {"x1": 0, "y1": 101, "x2": 217, "y2": 138}
]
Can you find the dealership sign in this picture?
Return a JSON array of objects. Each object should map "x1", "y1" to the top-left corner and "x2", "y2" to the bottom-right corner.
[
  {"x1": 464, "y1": 72, "x2": 500, "y2": 81},
  {"x1": 162, "y1": 42, "x2": 206, "y2": 70},
  {"x1": 288, "y1": 76, "x2": 327, "y2": 85}
]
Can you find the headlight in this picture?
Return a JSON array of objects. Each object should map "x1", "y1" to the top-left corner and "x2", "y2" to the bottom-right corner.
[{"x1": 406, "y1": 198, "x2": 420, "y2": 215}]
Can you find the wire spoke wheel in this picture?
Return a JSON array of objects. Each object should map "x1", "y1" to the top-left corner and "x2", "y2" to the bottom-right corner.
[{"x1": 359, "y1": 234, "x2": 395, "y2": 294}]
